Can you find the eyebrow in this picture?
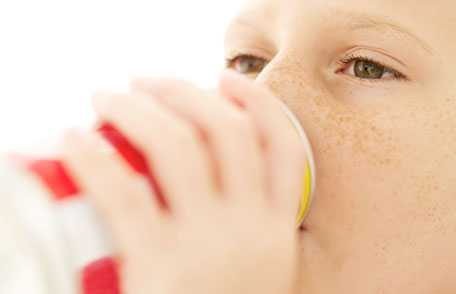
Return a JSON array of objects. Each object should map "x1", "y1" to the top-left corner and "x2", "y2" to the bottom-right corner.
[
  {"x1": 228, "y1": 13, "x2": 261, "y2": 33},
  {"x1": 225, "y1": 9, "x2": 434, "y2": 55},
  {"x1": 344, "y1": 13, "x2": 434, "y2": 54},
  {"x1": 224, "y1": 12, "x2": 269, "y2": 44}
]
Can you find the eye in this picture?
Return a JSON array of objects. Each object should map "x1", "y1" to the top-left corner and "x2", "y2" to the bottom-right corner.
[
  {"x1": 225, "y1": 54, "x2": 268, "y2": 75},
  {"x1": 354, "y1": 60, "x2": 384, "y2": 79},
  {"x1": 339, "y1": 55, "x2": 406, "y2": 81}
]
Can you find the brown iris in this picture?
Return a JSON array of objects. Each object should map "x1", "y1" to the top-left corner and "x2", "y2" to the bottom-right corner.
[
  {"x1": 231, "y1": 55, "x2": 267, "y2": 75},
  {"x1": 354, "y1": 60, "x2": 385, "y2": 79}
]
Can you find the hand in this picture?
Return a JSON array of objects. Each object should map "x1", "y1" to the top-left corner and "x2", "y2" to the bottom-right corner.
[{"x1": 62, "y1": 69, "x2": 307, "y2": 294}]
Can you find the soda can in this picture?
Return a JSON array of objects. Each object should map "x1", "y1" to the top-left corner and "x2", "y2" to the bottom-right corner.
[{"x1": 0, "y1": 101, "x2": 315, "y2": 294}]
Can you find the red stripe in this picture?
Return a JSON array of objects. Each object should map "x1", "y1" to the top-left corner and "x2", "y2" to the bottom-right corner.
[
  {"x1": 7, "y1": 125, "x2": 167, "y2": 291},
  {"x1": 82, "y1": 257, "x2": 120, "y2": 294},
  {"x1": 29, "y1": 159, "x2": 80, "y2": 200},
  {"x1": 8, "y1": 122, "x2": 168, "y2": 209},
  {"x1": 97, "y1": 122, "x2": 168, "y2": 209},
  {"x1": 9, "y1": 154, "x2": 80, "y2": 200}
]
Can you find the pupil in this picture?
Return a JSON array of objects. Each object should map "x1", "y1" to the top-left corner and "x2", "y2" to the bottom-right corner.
[
  {"x1": 239, "y1": 59, "x2": 253, "y2": 73},
  {"x1": 354, "y1": 60, "x2": 384, "y2": 79},
  {"x1": 238, "y1": 57, "x2": 263, "y2": 74}
]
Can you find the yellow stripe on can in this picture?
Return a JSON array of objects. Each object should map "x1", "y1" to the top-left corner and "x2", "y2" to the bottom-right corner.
[
  {"x1": 296, "y1": 161, "x2": 312, "y2": 227},
  {"x1": 276, "y1": 98, "x2": 315, "y2": 228}
]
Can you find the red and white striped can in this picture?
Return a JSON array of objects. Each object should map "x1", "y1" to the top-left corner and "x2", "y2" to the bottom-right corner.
[{"x1": 0, "y1": 101, "x2": 316, "y2": 294}]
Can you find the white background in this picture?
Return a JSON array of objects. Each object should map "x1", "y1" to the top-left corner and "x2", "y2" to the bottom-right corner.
[{"x1": 0, "y1": 0, "x2": 243, "y2": 154}]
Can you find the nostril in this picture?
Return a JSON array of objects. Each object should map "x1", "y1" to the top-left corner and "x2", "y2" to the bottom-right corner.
[{"x1": 299, "y1": 224, "x2": 308, "y2": 232}]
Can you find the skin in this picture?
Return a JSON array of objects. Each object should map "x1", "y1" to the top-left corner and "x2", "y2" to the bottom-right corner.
[
  {"x1": 224, "y1": 0, "x2": 456, "y2": 293},
  {"x1": 63, "y1": 73, "x2": 306, "y2": 294},
  {"x1": 62, "y1": 0, "x2": 456, "y2": 293}
]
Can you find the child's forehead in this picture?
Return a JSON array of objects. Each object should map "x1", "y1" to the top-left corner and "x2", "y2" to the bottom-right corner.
[
  {"x1": 241, "y1": 0, "x2": 452, "y2": 25},
  {"x1": 235, "y1": 0, "x2": 454, "y2": 54}
]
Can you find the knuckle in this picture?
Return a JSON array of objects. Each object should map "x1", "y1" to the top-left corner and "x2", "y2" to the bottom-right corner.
[
  {"x1": 157, "y1": 78, "x2": 198, "y2": 96},
  {"x1": 218, "y1": 111, "x2": 255, "y2": 136},
  {"x1": 94, "y1": 92, "x2": 126, "y2": 112},
  {"x1": 118, "y1": 196, "x2": 143, "y2": 218},
  {"x1": 172, "y1": 122, "x2": 199, "y2": 144},
  {"x1": 112, "y1": 177, "x2": 148, "y2": 212}
]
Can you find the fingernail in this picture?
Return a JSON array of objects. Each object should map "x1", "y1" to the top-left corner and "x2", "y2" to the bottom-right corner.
[
  {"x1": 90, "y1": 133, "x2": 116, "y2": 155},
  {"x1": 61, "y1": 128, "x2": 86, "y2": 153},
  {"x1": 91, "y1": 91, "x2": 114, "y2": 111},
  {"x1": 130, "y1": 78, "x2": 150, "y2": 89},
  {"x1": 130, "y1": 78, "x2": 160, "y2": 92},
  {"x1": 63, "y1": 128, "x2": 83, "y2": 142}
]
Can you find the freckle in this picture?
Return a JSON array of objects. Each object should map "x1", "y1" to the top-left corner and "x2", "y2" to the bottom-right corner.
[
  {"x1": 370, "y1": 125, "x2": 377, "y2": 132},
  {"x1": 382, "y1": 158, "x2": 392, "y2": 165},
  {"x1": 313, "y1": 96, "x2": 325, "y2": 108},
  {"x1": 343, "y1": 130, "x2": 350, "y2": 140}
]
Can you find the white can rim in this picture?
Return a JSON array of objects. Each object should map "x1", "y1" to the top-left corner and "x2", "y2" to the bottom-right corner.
[{"x1": 278, "y1": 101, "x2": 317, "y2": 219}]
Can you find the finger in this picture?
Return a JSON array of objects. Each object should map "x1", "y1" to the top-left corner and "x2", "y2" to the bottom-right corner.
[
  {"x1": 130, "y1": 78, "x2": 267, "y2": 207},
  {"x1": 218, "y1": 69, "x2": 309, "y2": 224},
  {"x1": 61, "y1": 129, "x2": 162, "y2": 252},
  {"x1": 91, "y1": 92, "x2": 216, "y2": 217}
]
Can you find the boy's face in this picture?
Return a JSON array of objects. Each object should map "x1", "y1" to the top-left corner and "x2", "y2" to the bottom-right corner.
[{"x1": 225, "y1": 0, "x2": 456, "y2": 293}]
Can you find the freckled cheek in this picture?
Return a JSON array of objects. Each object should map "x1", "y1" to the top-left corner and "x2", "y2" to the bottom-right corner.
[
  {"x1": 294, "y1": 98, "x2": 400, "y2": 168},
  {"x1": 288, "y1": 93, "x2": 416, "y2": 221},
  {"x1": 270, "y1": 78, "x2": 413, "y2": 192}
]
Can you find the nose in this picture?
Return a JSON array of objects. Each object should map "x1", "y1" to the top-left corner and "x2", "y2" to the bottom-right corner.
[
  {"x1": 253, "y1": 54, "x2": 323, "y2": 225},
  {"x1": 254, "y1": 51, "x2": 321, "y2": 105},
  {"x1": 253, "y1": 60, "x2": 318, "y2": 226},
  {"x1": 254, "y1": 53, "x2": 324, "y2": 138}
]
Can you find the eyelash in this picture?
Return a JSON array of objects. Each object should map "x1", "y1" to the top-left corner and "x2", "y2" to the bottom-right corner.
[
  {"x1": 225, "y1": 53, "x2": 408, "y2": 82},
  {"x1": 338, "y1": 54, "x2": 407, "y2": 81},
  {"x1": 225, "y1": 54, "x2": 268, "y2": 71}
]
